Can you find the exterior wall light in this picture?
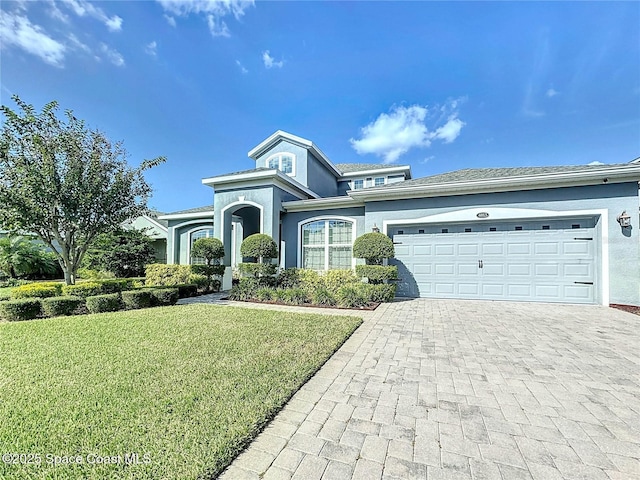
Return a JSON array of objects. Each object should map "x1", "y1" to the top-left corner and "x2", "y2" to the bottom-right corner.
[
  {"x1": 372, "y1": 224, "x2": 380, "y2": 233},
  {"x1": 616, "y1": 211, "x2": 631, "y2": 227}
]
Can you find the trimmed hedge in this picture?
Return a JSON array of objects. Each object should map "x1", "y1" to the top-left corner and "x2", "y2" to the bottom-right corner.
[
  {"x1": 145, "y1": 264, "x2": 192, "y2": 287},
  {"x1": 323, "y1": 269, "x2": 359, "y2": 294},
  {"x1": 0, "y1": 290, "x2": 11, "y2": 301},
  {"x1": 11, "y1": 283, "x2": 61, "y2": 299},
  {"x1": 98, "y1": 278, "x2": 132, "y2": 293},
  {"x1": 149, "y1": 288, "x2": 179, "y2": 306},
  {"x1": 62, "y1": 282, "x2": 104, "y2": 298},
  {"x1": 355, "y1": 265, "x2": 398, "y2": 284},
  {"x1": 191, "y1": 264, "x2": 226, "y2": 277},
  {"x1": 367, "y1": 284, "x2": 396, "y2": 303},
  {"x1": 86, "y1": 293, "x2": 122, "y2": 314},
  {"x1": 176, "y1": 284, "x2": 198, "y2": 298},
  {"x1": 0, "y1": 299, "x2": 42, "y2": 321},
  {"x1": 41, "y1": 296, "x2": 84, "y2": 317},
  {"x1": 121, "y1": 290, "x2": 152, "y2": 310}
]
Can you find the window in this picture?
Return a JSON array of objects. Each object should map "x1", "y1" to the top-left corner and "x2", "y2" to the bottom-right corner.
[
  {"x1": 353, "y1": 179, "x2": 364, "y2": 190},
  {"x1": 397, "y1": 230, "x2": 404, "y2": 235},
  {"x1": 302, "y1": 220, "x2": 353, "y2": 270},
  {"x1": 418, "y1": 229, "x2": 425, "y2": 234},
  {"x1": 266, "y1": 153, "x2": 295, "y2": 175},
  {"x1": 464, "y1": 228, "x2": 472, "y2": 233},
  {"x1": 572, "y1": 224, "x2": 580, "y2": 229},
  {"x1": 441, "y1": 228, "x2": 448, "y2": 233},
  {"x1": 374, "y1": 177, "x2": 385, "y2": 187},
  {"x1": 515, "y1": 226, "x2": 523, "y2": 231},
  {"x1": 365, "y1": 177, "x2": 373, "y2": 187},
  {"x1": 190, "y1": 228, "x2": 214, "y2": 264},
  {"x1": 489, "y1": 227, "x2": 497, "y2": 232},
  {"x1": 542, "y1": 225, "x2": 550, "y2": 230}
]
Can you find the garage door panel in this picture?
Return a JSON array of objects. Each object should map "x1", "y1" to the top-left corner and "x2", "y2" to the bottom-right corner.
[{"x1": 393, "y1": 221, "x2": 596, "y2": 304}]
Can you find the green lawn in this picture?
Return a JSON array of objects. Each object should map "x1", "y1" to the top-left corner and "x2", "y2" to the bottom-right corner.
[{"x1": 0, "y1": 304, "x2": 362, "y2": 479}]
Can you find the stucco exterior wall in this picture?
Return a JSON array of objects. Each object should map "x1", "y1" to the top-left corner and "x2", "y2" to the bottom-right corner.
[
  {"x1": 363, "y1": 183, "x2": 639, "y2": 305},
  {"x1": 281, "y1": 207, "x2": 366, "y2": 269},
  {"x1": 254, "y1": 141, "x2": 309, "y2": 187},
  {"x1": 306, "y1": 152, "x2": 338, "y2": 197}
]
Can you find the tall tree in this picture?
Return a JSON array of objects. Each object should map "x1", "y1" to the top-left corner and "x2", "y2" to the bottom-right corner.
[
  {"x1": 0, "y1": 96, "x2": 165, "y2": 284},
  {"x1": 83, "y1": 227, "x2": 156, "y2": 278}
]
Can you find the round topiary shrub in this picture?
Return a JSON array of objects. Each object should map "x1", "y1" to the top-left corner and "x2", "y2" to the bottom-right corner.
[
  {"x1": 41, "y1": 296, "x2": 84, "y2": 317},
  {"x1": 240, "y1": 234, "x2": 278, "y2": 261},
  {"x1": 352, "y1": 232, "x2": 395, "y2": 265}
]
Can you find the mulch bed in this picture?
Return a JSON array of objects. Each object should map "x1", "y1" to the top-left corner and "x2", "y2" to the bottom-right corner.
[
  {"x1": 611, "y1": 304, "x2": 640, "y2": 316},
  {"x1": 222, "y1": 298, "x2": 380, "y2": 311}
]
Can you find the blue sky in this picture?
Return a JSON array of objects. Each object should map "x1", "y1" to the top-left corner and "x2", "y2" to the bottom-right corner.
[{"x1": 1, "y1": 1, "x2": 639, "y2": 213}]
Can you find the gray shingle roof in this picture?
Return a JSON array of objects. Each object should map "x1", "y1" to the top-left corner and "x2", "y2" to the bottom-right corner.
[
  {"x1": 148, "y1": 210, "x2": 169, "y2": 227},
  {"x1": 164, "y1": 205, "x2": 214, "y2": 216},
  {"x1": 375, "y1": 164, "x2": 631, "y2": 189},
  {"x1": 336, "y1": 163, "x2": 409, "y2": 174}
]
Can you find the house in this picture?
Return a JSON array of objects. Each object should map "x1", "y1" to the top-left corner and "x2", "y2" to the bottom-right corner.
[
  {"x1": 124, "y1": 211, "x2": 169, "y2": 264},
  {"x1": 159, "y1": 130, "x2": 640, "y2": 306}
]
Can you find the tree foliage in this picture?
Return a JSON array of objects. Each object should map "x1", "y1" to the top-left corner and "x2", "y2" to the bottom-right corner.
[
  {"x1": 0, "y1": 235, "x2": 59, "y2": 279},
  {"x1": 0, "y1": 96, "x2": 165, "y2": 284},
  {"x1": 191, "y1": 237, "x2": 225, "y2": 290},
  {"x1": 352, "y1": 232, "x2": 395, "y2": 265},
  {"x1": 82, "y1": 227, "x2": 156, "y2": 277}
]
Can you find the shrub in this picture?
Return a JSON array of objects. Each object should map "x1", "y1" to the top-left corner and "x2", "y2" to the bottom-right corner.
[
  {"x1": 41, "y1": 296, "x2": 84, "y2": 317},
  {"x1": 176, "y1": 284, "x2": 198, "y2": 298},
  {"x1": 145, "y1": 264, "x2": 192, "y2": 286},
  {"x1": 255, "y1": 287, "x2": 274, "y2": 302},
  {"x1": 282, "y1": 288, "x2": 307, "y2": 305},
  {"x1": 0, "y1": 290, "x2": 11, "y2": 301},
  {"x1": 312, "y1": 288, "x2": 337, "y2": 306},
  {"x1": 149, "y1": 288, "x2": 179, "y2": 306},
  {"x1": 76, "y1": 267, "x2": 115, "y2": 280},
  {"x1": 98, "y1": 278, "x2": 132, "y2": 294},
  {"x1": 323, "y1": 269, "x2": 359, "y2": 294},
  {"x1": 297, "y1": 269, "x2": 323, "y2": 296},
  {"x1": 355, "y1": 265, "x2": 398, "y2": 284},
  {"x1": 277, "y1": 268, "x2": 302, "y2": 289},
  {"x1": 86, "y1": 293, "x2": 122, "y2": 313},
  {"x1": 11, "y1": 283, "x2": 60, "y2": 299},
  {"x1": 191, "y1": 264, "x2": 226, "y2": 277},
  {"x1": 237, "y1": 262, "x2": 277, "y2": 278},
  {"x1": 365, "y1": 284, "x2": 397, "y2": 303},
  {"x1": 0, "y1": 298, "x2": 42, "y2": 321},
  {"x1": 240, "y1": 234, "x2": 278, "y2": 261},
  {"x1": 191, "y1": 238, "x2": 224, "y2": 264},
  {"x1": 353, "y1": 232, "x2": 395, "y2": 265},
  {"x1": 272, "y1": 288, "x2": 288, "y2": 303},
  {"x1": 62, "y1": 282, "x2": 104, "y2": 298},
  {"x1": 336, "y1": 285, "x2": 370, "y2": 308},
  {"x1": 121, "y1": 290, "x2": 152, "y2": 309},
  {"x1": 210, "y1": 278, "x2": 222, "y2": 292},
  {"x1": 229, "y1": 279, "x2": 257, "y2": 301},
  {"x1": 189, "y1": 274, "x2": 209, "y2": 291}
]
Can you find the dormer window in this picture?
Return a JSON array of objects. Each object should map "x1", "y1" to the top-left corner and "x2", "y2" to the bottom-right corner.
[{"x1": 267, "y1": 153, "x2": 295, "y2": 175}]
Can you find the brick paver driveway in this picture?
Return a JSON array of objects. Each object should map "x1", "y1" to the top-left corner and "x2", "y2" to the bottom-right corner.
[{"x1": 220, "y1": 299, "x2": 640, "y2": 480}]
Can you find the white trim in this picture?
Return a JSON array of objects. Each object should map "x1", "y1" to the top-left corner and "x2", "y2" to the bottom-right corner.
[
  {"x1": 340, "y1": 165, "x2": 411, "y2": 178},
  {"x1": 221, "y1": 201, "x2": 264, "y2": 262},
  {"x1": 265, "y1": 152, "x2": 297, "y2": 177},
  {"x1": 159, "y1": 210, "x2": 214, "y2": 220},
  {"x1": 202, "y1": 169, "x2": 319, "y2": 200},
  {"x1": 297, "y1": 215, "x2": 358, "y2": 270},
  {"x1": 247, "y1": 130, "x2": 342, "y2": 177},
  {"x1": 283, "y1": 196, "x2": 363, "y2": 212},
  {"x1": 168, "y1": 218, "x2": 214, "y2": 264},
  {"x1": 382, "y1": 207, "x2": 609, "y2": 306}
]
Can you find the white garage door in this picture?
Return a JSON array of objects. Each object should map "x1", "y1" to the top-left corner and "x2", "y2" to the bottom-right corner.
[{"x1": 390, "y1": 218, "x2": 597, "y2": 304}]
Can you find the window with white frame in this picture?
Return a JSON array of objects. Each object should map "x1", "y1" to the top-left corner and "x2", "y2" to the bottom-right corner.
[
  {"x1": 266, "y1": 153, "x2": 295, "y2": 175},
  {"x1": 190, "y1": 228, "x2": 214, "y2": 264},
  {"x1": 353, "y1": 179, "x2": 364, "y2": 190},
  {"x1": 302, "y1": 219, "x2": 353, "y2": 270},
  {"x1": 374, "y1": 177, "x2": 385, "y2": 186}
]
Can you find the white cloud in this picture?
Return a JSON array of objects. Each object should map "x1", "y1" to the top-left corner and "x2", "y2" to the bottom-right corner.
[
  {"x1": 350, "y1": 102, "x2": 466, "y2": 163},
  {"x1": 46, "y1": 0, "x2": 69, "y2": 23},
  {"x1": 100, "y1": 43, "x2": 124, "y2": 67},
  {"x1": 588, "y1": 161, "x2": 605, "y2": 165},
  {"x1": 0, "y1": 10, "x2": 66, "y2": 67},
  {"x1": 236, "y1": 59, "x2": 248, "y2": 74},
  {"x1": 156, "y1": 0, "x2": 253, "y2": 36},
  {"x1": 546, "y1": 88, "x2": 560, "y2": 98},
  {"x1": 207, "y1": 14, "x2": 229, "y2": 37},
  {"x1": 61, "y1": 0, "x2": 122, "y2": 32},
  {"x1": 145, "y1": 40, "x2": 157, "y2": 57},
  {"x1": 67, "y1": 32, "x2": 91, "y2": 54},
  {"x1": 262, "y1": 50, "x2": 283, "y2": 69}
]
